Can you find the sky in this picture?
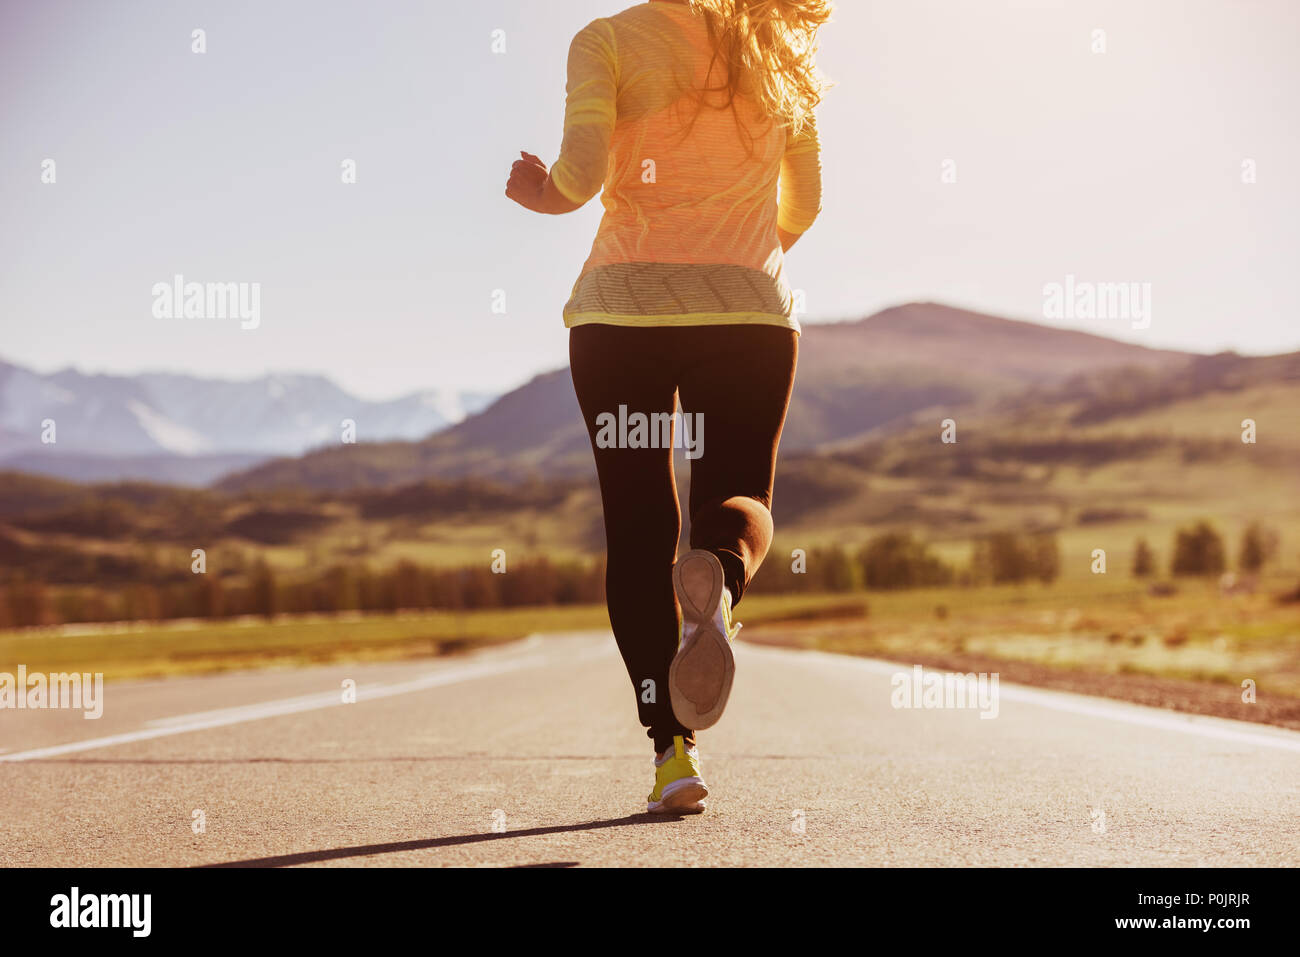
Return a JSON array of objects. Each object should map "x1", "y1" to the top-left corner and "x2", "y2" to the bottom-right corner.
[{"x1": 1, "y1": 0, "x2": 1297, "y2": 400}]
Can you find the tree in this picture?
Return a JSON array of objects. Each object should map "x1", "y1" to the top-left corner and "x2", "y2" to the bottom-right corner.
[
  {"x1": 816, "y1": 545, "x2": 859, "y2": 592},
  {"x1": 391, "y1": 559, "x2": 428, "y2": 610},
  {"x1": 250, "y1": 560, "x2": 280, "y2": 619},
  {"x1": 1031, "y1": 533, "x2": 1060, "y2": 584},
  {"x1": 857, "y1": 532, "x2": 954, "y2": 589},
  {"x1": 11, "y1": 579, "x2": 56, "y2": 626},
  {"x1": 1171, "y1": 521, "x2": 1226, "y2": 576},
  {"x1": 1237, "y1": 522, "x2": 1277, "y2": 573},
  {"x1": 972, "y1": 532, "x2": 1059, "y2": 585},
  {"x1": 1132, "y1": 538, "x2": 1156, "y2": 577}
]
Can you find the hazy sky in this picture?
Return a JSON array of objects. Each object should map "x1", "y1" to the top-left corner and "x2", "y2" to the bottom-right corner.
[{"x1": 2, "y1": 0, "x2": 1297, "y2": 400}]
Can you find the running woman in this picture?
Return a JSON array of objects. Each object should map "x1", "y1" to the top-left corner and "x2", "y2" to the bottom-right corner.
[{"x1": 505, "y1": 0, "x2": 829, "y2": 814}]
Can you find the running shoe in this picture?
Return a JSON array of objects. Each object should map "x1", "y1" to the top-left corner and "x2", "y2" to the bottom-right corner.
[
  {"x1": 669, "y1": 549, "x2": 742, "y2": 730},
  {"x1": 647, "y1": 735, "x2": 708, "y2": 814}
]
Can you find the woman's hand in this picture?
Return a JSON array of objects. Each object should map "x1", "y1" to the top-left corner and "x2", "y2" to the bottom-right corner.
[
  {"x1": 505, "y1": 150, "x2": 584, "y2": 215},
  {"x1": 505, "y1": 151, "x2": 549, "y2": 210}
]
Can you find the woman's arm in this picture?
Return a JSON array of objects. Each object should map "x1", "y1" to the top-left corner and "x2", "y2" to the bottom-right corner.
[
  {"x1": 777, "y1": 114, "x2": 823, "y2": 250},
  {"x1": 506, "y1": 19, "x2": 616, "y2": 215},
  {"x1": 506, "y1": 152, "x2": 583, "y2": 214}
]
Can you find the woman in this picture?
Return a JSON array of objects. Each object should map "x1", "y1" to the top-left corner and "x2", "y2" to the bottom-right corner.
[{"x1": 505, "y1": 0, "x2": 829, "y2": 814}]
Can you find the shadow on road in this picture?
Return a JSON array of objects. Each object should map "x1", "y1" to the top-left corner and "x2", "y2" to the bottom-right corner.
[
  {"x1": 509, "y1": 861, "x2": 580, "y2": 868},
  {"x1": 20, "y1": 755, "x2": 649, "y2": 764},
  {"x1": 20, "y1": 753, "x2": 807, "y2": 763},
  {"x1": 198, "y1": 814, "x2": 689, "y2": 868}
]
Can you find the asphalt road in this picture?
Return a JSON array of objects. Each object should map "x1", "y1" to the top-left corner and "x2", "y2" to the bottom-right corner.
[{"x1": 2, "y1": 632, "x2": 1298, "y2": 867}]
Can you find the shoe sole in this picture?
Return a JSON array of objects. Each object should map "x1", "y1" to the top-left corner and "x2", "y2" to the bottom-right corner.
[
  {"x1": 669, "y1": 549, "x2": 735, "y2": 731},
  {"x1": 647, "y1": 777, "x2": 709, "y2": 814}
]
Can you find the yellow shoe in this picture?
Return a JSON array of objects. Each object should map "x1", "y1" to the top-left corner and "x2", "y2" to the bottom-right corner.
[
  {"x1": 669, "y1": 550, "x2": 742, "y2": 730},
  {"x1": 647, "y1": 735, "x2": 708, "y2": 814}
]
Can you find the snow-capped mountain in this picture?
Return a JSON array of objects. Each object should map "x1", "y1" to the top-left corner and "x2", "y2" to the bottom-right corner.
[{"x1": 0, "y1": 358, "x2": 493, "y2": 482}]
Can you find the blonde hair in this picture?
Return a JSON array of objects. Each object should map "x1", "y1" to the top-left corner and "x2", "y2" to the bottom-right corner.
[{"x1": 688, "y1": 0, "x2": 833, "y2": 135}]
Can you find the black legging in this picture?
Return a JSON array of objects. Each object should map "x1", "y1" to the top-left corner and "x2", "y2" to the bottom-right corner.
[{"x1": 569, "y1": 323, "x2": 798, "y2": 752}]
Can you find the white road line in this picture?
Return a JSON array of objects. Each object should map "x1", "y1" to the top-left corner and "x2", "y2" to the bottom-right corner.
[
  {"x1": 772, "y1": 646, "x2": 1300, "y2": 754},
  {"x1": 0, "y1": 654, "x2": 548, "y2": 763}
]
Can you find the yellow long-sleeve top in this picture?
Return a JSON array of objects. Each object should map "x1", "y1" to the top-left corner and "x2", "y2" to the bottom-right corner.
[{"x1": 550, "y1": 0, "x2": 823, "y2": 333}]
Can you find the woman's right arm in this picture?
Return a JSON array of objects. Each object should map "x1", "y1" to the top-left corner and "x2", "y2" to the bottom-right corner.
[{"x1": 548, "y1": 19, "x2": 619, "y2": 209}]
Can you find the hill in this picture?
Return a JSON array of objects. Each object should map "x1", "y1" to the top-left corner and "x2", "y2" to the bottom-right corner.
[{"x1": 220, "y1": 303, "x2": 1192, "y2": 491}]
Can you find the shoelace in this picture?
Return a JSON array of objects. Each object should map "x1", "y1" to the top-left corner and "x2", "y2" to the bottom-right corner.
[
  {"x1": 722, "y1": 599, "x2": 742, "y2": 641},
  {"x1": 680, "y1": 595, "x2": 743, "y2": 645},
  {"x1": 656, "y1": 747, "x2": 700, "y2": 766}
]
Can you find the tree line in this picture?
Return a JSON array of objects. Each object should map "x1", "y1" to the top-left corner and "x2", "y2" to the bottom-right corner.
[{"x1": 0, "y1": 521, "x2": 1280, "y2": 629}]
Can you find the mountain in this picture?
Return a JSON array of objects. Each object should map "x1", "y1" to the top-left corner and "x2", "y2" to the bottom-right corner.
[
  {"x1": 0, "y1": 451, "x2": 270, "y2": 488},
  {"x1": 5, "y1": 332, "x2": 1296, "y2": 583},
  {"x1": 218, "y1": 303, "x2": 1193, "y2": 492},
  {"x1": 0, "y1": 359, "x2": 494, "y2": 486}
]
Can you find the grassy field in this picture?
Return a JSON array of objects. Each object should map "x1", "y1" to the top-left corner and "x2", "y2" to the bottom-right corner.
[
  {"x1": 747, "y1": 574, "x2": 1300, "y2": 697},
  {"x1": 0, "y1": 606, "x2": 602, "y2": 680},
  {"x1": 2, "y1": 580, "x2": 1296, "y2": 706},
  {"x1": 0, "y1": 593, "x2": 865, "y2": 681}
]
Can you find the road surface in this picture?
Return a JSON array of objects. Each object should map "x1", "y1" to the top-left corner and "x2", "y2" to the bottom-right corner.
[{"x1": 2, "y1": 632, "x2": 1297, "y2": 867}]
